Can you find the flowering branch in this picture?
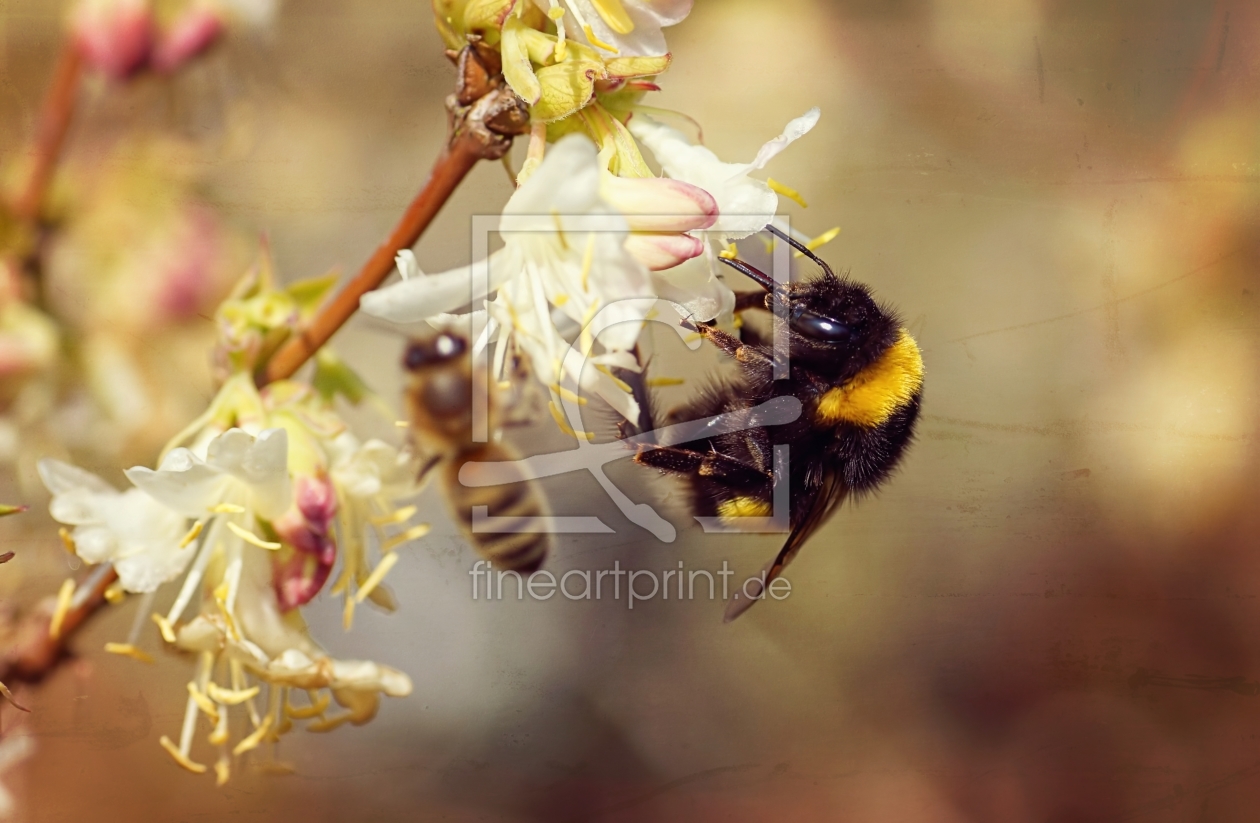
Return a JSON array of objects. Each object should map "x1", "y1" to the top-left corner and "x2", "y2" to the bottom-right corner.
[
  {"x1": 0, "y1": 38, "x2": 529, "y2": 689},
  {"x1": 11, "y1": 42, "x2": 83, "y2": 226}
]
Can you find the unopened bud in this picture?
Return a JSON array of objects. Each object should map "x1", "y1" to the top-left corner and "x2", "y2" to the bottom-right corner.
[
  {"x1": 70, "y1": 0, "x2": 155, "y2": 81},
  {"x1": 601, "y1": 174, "x2": 718, "y2": 233},
  {"x1": 151, "y1": 7, "x2": 224, "y2": 73}
]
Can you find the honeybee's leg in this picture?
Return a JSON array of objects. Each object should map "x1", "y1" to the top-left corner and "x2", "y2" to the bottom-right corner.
[{"x1": 634, "y1": 444, "x2": 769, "y2": 486}]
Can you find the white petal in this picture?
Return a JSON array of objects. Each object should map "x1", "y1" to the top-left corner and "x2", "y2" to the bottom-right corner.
[
  {"x1": 37, "y1": 458, "x2": 116, "y2": 496},
  {"x1": 749, "y1": 107, "x2": 821, "y2": 171},
  {"x1": 502, "y1": 135, "x2": 602, "y2": 222},
  {"x1": 72, "y1": 524, "x2": 118, "y2": 565},
  {"x1": 629, "y1": 111, "x2": 820, "y2": 239},
  {"x1": 651, "y1": 256, "x2": 736, "y2": 323},
  {"x1": 127, "y1": 451, "x2": 230, "y2": 518},
  {"x1": 361, "y1": 255, "x2": 510, "y2": 324}
]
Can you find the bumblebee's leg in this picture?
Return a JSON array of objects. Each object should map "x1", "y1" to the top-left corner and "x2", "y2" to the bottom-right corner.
[
  {"x1": 634, "y1": 444, "x2": 770, "y2": 486},
  {"x1": 696, "y1": 324, "x2": 772, "y2": 368}
]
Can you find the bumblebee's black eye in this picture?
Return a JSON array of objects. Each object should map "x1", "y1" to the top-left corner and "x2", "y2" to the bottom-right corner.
[{"x1": 791, "y1": 306, "x2": 852, "y2": 342}]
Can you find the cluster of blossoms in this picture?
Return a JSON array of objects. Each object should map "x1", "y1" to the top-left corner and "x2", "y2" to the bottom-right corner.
[
  {"x1": 69, "y1": 0, "x2": 276, "y2": 79},
  {"x1": 39, "y1": 264, "x2": 420, "y2": 783},
  {"x1": 364, "y1": 0, "x2": 823, "y2": 426},
  {"x1": 0, "y1": 138, "x2": 251, "y2": 485}
]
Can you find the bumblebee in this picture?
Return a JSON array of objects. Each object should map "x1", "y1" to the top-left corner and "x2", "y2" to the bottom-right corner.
[
  {"x1": 403, "y1": 330, "x2": 551, "y2": 574},
  {"x1": 630, "y1": 226, "x2": 923, "y2": 621}
]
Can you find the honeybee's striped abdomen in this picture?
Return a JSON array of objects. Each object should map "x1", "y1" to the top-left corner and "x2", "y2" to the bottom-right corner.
[{"x1": 445, "y1": 444, "x2": 550, "y2": 574}]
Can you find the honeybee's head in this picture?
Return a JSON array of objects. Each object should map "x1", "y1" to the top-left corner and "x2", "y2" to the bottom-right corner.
[
  {"x1": 402, "y1": 331, "x2": 468, "y2": 372},
  {"x1": 784, "y1": 271, "x2": 900, "y2": 380}
]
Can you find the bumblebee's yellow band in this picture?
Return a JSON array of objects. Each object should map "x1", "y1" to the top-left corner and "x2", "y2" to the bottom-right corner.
[{"x1": 816, "y1": 329, "x2": 923, "y2": 428}]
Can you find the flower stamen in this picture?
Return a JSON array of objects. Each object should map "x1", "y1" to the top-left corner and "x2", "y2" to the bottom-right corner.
[
  {"x1": 152, "y1": 612, "x2": 177, "y2": 643},
  {"x1": 160, "y1": 735, "x2": 208, "y2": 774},
  {"x1": 105, "y1": 643, "x2": 155, "y2": 664},
  {"x1": 286, "y1": 691, "x2": 331, "y2": 720},
  {"x1": 57, "y1": 527, "x2": 77, "y2": 555},
  {"x1": 767, "y1": 178, "x2": 808, "y2": 208},
  {"x1": 232, "y1": 714, "x2": 273, "y2": 756},
  {"x1": 48, "y1": 578, "x2": 75, "y2": 639},
  {"x1": 797, "y1": 227, "x2": 842, "y2": 257},
  {"x1": 226, "y1": 521, "x2": 281, "y2": 550},
  {"x1": 180, "y1": 520, "x2": 205, "y2": 548},
  {"x1": 381, "y1": 524, "x2": 431, "y2": 553},
  {"x1": 355, "y1": 553, "x2": 400, "y2": 603},
  {"x1": 207, "y1": 682, "x2": 260, "y2": 706}
]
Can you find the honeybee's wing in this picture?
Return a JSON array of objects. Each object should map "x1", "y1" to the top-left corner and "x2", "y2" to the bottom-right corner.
[{"x1": 722, "y1": 468, "x2": 849, "y2": 623}]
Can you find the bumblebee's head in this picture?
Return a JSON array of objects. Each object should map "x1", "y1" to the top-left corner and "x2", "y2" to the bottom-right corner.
[
  {"x1": 402, "y1": 331, "x2": 468, "y2": 372},
  {"x1": 719, "y1": 247, "x2": 899, "y2": 381},
  {"x1": 784, "y1": 271, "x2": 899, "y2": 380}
]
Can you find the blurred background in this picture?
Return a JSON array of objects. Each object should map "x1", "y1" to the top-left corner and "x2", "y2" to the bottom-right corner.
[{"x1": 4, "y1": 0, "x2": 1260, "y2": 820}]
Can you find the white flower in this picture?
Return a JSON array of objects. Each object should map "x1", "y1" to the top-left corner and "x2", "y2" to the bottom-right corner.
[
  {"x1": 629, "y1": 108, "x2": 821, "y2": 239},
  {"x1": 126, "y1": 427, "x2": 291, "y2": 521},
  {"x1": 535, "y1": 0, "x2": 692, "y2": 57},
  {"x1": 38, "y1": 459, "x2": 190, "y2": 593},
  {"x1": 362, "y1": 135, "x2": 669, "y2": 419}
]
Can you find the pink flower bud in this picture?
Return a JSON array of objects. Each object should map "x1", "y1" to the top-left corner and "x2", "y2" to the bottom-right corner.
[
  {"x1": 624, "y1": 232, "x2": 705, "y2": 271},
  {"x1": 151, "y1": 7, "x2": 224, "y2": 73},
  {"x1": 271, "y1": 474, "x2": 338, "y2": 611},
  {"x1": 602, "y1": 175, "x2": 718, "y2": 233},
  {"x1": 70, "y1": 0, "x2": 155, "y2": 81}
]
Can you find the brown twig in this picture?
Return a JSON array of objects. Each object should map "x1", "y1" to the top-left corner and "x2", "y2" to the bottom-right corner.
[
  {"x1": 261, "y1": 40, "x2": 527, "y2": 385},
  {"x1": 11, "y1": 41, "x2": 82, "y2": 225},
  {"x1": 259, "y1": 134, "x2": 483, "y2": 383}
]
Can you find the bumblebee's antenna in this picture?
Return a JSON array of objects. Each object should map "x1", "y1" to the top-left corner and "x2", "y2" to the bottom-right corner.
[
  {"x1": 718, "y1": 256, "x2": 784, "y2": 296},
  {"x1": 765, "y1": 225, "x2": 835, "y2": 277}
]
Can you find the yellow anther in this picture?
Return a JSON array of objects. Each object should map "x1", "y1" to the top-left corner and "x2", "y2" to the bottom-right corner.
[
  {"x1": 551, "y1": 383, "x2": 588, "y2": 406},
  {"x1": 581, "y1": 24, "x2": 619, "y2": 52},
  {"x1": 768, "y1": 178, "x2": 808, "y2": 208},
  {"x1": 187, "y1": 682, "x2": 220, "y2": 722},
  {"x1": 548, "y1": 401, "x2": 594, "y2": 440},
  {"x1": 355, "y1": 553, "x2": 400, "y2": 604},
  {"x1": 49, "y1": 578, "x2": 75, "y2": 640},
  {"x1": 214, "y1": 756, "x2": 230, "y2": 787},
  {"x1": 306, "y1": 713, "x2": 353, "y2": 733},
  {"x1": 159, "y1": 735, "x2": 208, "y2": 774},
  {"x1": 381, "y1": 523, "x2": 432, "y2": 553},
  {"x1": 554, "y1": 293, "x2": 570, "y2": 307},
  {"x1": 104, "y1": 582, "x2": 126, "y2": 604},
  {"x1": 207, "y1": 682, "x2": 261, "y2": 706},
  {"x1": 179, "y1": 520, "x2": 204, "y2": 549},
  {"x1": 286, "y1": 691, "x2": 331, "y2": 720},
  {"x1": 594, "y1": 363, "x2": 633, "y2": 394},
  {"x1": 343, "y1": 594, "x2": 356, "y2": 631},
  {"x1": 209, "y1": 710, "x2": 229, "y2": 746},
  {"x1": 57, "y1": 527, "x2": 77, "y2": 555},
  {"x1": 232, "y1": 714, "x2": 273, "y2": 756},
  {"x1": 798, "y1": 226, "x2": 842, "y2": 257},
  {"x1": 580, "y1": 233, "x2": 596, "y2": 293},
  {"x1": 551, "y1": 209, "x2": 569, "y2": 251},
  {"x1": 646, "y1": 377, "x2": 685, "y2": 387},
  {"x1": 371, "y1": 505, "x2": 417, "y2": 526},
  {"x1": 152, "y1": 612, "x2": 177, "y2": 644},
  {"x1": 719, "y1": 243, "x2": 739, "y2": 260},
  {"x1": 226, "y1": 521, "x2": 281, "y2": 550},
  {"x1": 590, "y1": 0, "x2": 635, "y2": 34},
  {"x1": 547, "y1": 4, "x2": 565, "y2": 20},
  {"x1": 210, "y1": 503, "x2": 246, "y2": 514},
  {"x1": 104, "y1": 643, "x2": 154, "y2": 664},
  {"x1": 394, "y1": 420, "x2": 409, "y2": 427}
]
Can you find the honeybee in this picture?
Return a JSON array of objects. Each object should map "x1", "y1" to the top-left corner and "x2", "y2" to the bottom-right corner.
[
  {"x1": 403, "y1": 330, "x2": 551, "y2": 574},
  {"x1": 630, "y1": 226, "x2": 923, "y2": 621}
]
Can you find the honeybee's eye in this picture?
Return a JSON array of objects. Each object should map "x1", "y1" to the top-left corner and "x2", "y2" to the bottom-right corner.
[
  {"x1": 434, "y1": 334, "x2": 467, "y2": 358},
  {"x1": 791, "y1": 306, "x2": 852, "y2": 343},
  {"x1": 403, "y1": 343, "x2": 430, "y2": 370}
]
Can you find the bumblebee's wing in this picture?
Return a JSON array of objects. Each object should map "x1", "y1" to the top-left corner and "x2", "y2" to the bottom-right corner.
[{"x1": 723, "y1": 468, "x2": 849, "y2": 623}]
